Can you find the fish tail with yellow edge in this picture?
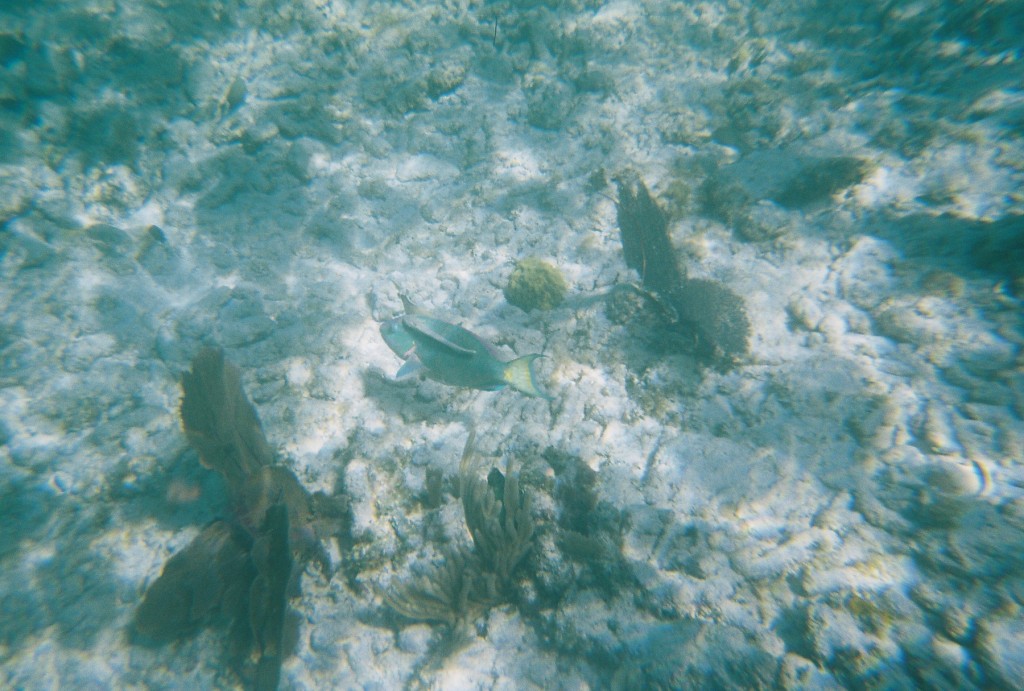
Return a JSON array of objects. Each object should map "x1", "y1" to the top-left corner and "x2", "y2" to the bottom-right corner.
[{"x1": 502, "y1": 354, "x2": 549, "y2": 398}]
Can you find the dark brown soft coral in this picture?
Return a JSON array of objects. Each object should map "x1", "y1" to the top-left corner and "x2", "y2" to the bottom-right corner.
[{"x1": 132, "y1": 347, "x2": 347, "y2": 690}]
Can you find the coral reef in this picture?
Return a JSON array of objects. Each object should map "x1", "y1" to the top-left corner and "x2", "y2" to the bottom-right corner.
[
  {"x1": 614, "y1": 174, "x2": 751, "y2": 367},
  {"x1": 672, "y1": 278, "x2": 752, "y2": 366},
  {"x1": 386, "y1": 431, "x2": 536, "y2": 627},
  {"x1": 132, "y1": 520, "x2": 255, "y2": 643},
  {"x1": 503, "y1": 257, "x2": 568, "y2": 312},
  {"x1": 614, "y1": 175, "x2": 685, "y2": 297},
  {"x1": 384, "y1": 546, "x2": 479, "y2": 627},
  {"x1": 460, "y1": 443, "x2": 535, "y2": 593},
  {"x1": 132, "y1": 348, "x2": 347, "y2": 690}
]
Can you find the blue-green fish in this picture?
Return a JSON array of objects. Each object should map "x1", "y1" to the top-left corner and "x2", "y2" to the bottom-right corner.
[{"x1": 380, "y1": 298, "x2": 547, "y2": 397}]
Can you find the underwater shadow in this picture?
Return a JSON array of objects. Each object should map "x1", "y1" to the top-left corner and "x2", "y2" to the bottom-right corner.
[
  {"x1": 39, "y1": 531, "x2": 121, "y2": 651},
  {"x1": 360, "y1": 368, "x2": 478, "y2": 428},
  {"x1": 868, "y1": 211, "x2": 1024, "y2": 285},
  {"x1": 0, "y1": 493, "x2": 124, "y2": 655},
  {"x1": 112, "y1": 446, "x2": 232, "y2": 534},
  {"x1": 0, "y1": 476, "x2": 60, "y2": 653}
]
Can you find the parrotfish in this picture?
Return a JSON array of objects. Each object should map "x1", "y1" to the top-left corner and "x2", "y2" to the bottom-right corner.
[{"x1": 380, "y1": 297, "x2": 548, "y2": 397}]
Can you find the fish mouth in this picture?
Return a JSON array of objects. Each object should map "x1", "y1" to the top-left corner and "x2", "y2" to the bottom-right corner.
[{"x1": 380, "y1": 318, "x2": 415, "y2": 358}]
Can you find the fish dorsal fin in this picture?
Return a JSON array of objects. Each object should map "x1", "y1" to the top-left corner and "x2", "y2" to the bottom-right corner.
[
  {"x1": 399, "y1": 294, "x2": 427, "y2": 317},
  {"x1": 402, "y1": 315, "x2": 477, "y2": 356}
]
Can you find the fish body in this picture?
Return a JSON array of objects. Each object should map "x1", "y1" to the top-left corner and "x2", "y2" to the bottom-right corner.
[{"x1": 380, "y1": 305, "x2": 547, "y2": 397}]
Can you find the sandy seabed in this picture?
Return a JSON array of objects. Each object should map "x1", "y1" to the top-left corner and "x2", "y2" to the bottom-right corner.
[{"x1": 1, "y1": 1, "x2": 1023, "y2": 688}]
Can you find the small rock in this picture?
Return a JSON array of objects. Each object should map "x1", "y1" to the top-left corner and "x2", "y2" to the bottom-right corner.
[
  {"x1": 523, "y1": 73, "x2": 575, "y2": 131},
  {"x1": 976, "y1": 616, "x2": 1024, "y2": 688},
  {"x1": 920, "y1": 270, "x2": 965, "y2": 298},
  {"x1": 397, "y1": 624, "x2": 433, "y2": 655},
  {"x1": 737, "y1": 199, "x2": 794, "y2": 242},
  {"x1": 922, "y1": 403, "x2": 961, "y2": 455},
  {"x1": 908, "y1": 634, "x2": 972, "y2": 690},
  {"x1": 926, "y1": 460, "x2": 982, "y2": 498},
  {"x1": 941, "y1": 606, "x2": 973, "y2": 644},
  {"x1": 425, "y1": 61, "x2": 466, "y2": 99},
  {"x1": 786, "y1": 295, "x2": 822, "y2": 331},
  {"x1": 779, "y1": 653, "x2": 842, "y2": 689},
  {"x1": 3, "y1": 229, "x2": 57, "y2": 270},
  {"x1": 86, "y1": 223, "x2": 133, "y2": 255},
  {"x1": 225, "y1": 76, "x2": 247, "y2": 110}
]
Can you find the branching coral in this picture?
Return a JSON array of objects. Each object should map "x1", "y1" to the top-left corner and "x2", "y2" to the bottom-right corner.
[
  {"x1": 384, "y1": 546, "x2": 478, "y2": 627},
  {"x1": 460, "y1": 432, "x2": 535, "y2": 593},
  {"x1": 386, "y1": 430, "x2": 536, "y2": 627}
]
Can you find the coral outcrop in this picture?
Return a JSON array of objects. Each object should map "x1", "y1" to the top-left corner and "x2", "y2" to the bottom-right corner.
[
  {"x1": 614, "y1": 174, "x2": 751, "y2": 367},
  {"x1": 132, "y1": 348, "x2": 347, "y2": 690},
  {"x1": 503, "y1": 257, "x2": 568, "y2": 312},
  {"x1": 385, "y1": 431, "x2": 536, "y2": 627}
]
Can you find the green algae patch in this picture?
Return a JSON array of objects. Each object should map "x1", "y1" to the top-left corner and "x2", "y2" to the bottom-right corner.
[{"x1": 504, "y1": 257, "x2": 567, "y2": 312}]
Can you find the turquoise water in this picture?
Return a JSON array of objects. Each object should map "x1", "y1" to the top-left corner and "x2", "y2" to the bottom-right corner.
[{"x1": 1, "y1": 1, "x2": 1022, "y2": 688}]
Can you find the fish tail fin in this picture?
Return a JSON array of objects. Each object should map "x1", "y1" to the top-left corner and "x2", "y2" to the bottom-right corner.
[{"x1": 503, "y1": 354, "x2": 549, "y2": 398}]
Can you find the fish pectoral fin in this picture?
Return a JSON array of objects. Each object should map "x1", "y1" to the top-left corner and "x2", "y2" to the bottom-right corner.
[
  {"x1": 402, "y1": 316, "x2": 476, "y2": 356},
  {"x1": 395, "y1": 358, "x2": 425, "y2": 381}
]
